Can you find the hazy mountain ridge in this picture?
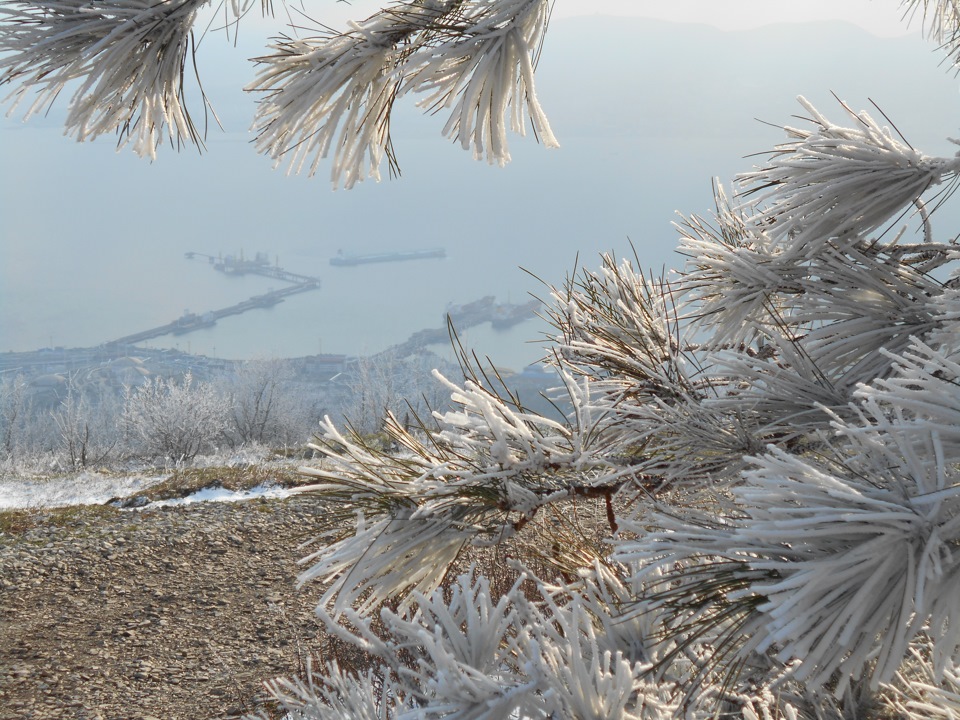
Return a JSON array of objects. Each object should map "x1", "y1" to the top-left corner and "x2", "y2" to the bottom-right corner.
[{"x1": 537, "y1": 17, "x2": 956, "y2": 142}]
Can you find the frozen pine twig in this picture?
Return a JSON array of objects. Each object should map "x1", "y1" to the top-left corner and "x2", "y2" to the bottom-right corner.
[
  {"x1": 293, "y1": 364, "x2": 627, "y2": 615},
  {"x1": 737, "y1": 96, "x2": 960, "y2": 255},
  {"x1": 901, "y1": 0, "x2": 960, "y2": 67},
  {"x1": 0, "y1": 0, "x2": 213, "y2": 158},
  {"x1": 247, "y1": 0, "x2": 556, "y2": 188},
  {"x1": 246, "y1": 9, "x2": 410, "y2": 188},
  {"x1": 399, "y1": 0, "x2": 557, "y2": 164}
]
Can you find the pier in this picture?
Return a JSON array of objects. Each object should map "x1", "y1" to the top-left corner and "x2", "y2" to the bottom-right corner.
[{"x1": 105, "y1": 253, "x2": 320, "y2": 346}]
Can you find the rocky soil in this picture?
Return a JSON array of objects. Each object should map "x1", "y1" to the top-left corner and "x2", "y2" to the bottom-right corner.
[{"x1": 0, "y1": 493, "x2": 333, "y2": 719}]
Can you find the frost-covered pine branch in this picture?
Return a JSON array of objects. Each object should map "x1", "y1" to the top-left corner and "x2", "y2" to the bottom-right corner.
[
  {"x1": 295, "y1": 364, "x2": 627, "y2": 615},
  {"x1": 902, "y1": 0, "x2": 960, "y2": 67},
  {"x1": 399, "y1": 0, "x2": 556, "y2": 163},
  {"x1": 614, "y1": 330, "x2": 960, "y2": 700},
  {"x1": 1, "y1": 0, "x2": 557, "y2": 182},
  {"x1": 269, "y1": 87, "x2": 960, "y2": 717},
  {"x1": 881, "y1": 640, "x2": 960, "y2": 719},
  {"x1": 268, "y1": 566, "x2": 709, "y2": 719},
  {"x1": 0, "y1": 0, "x2": 214, "y2": 157},
  {"x1": 247, "y1": 0, "x2": 557, "y2": 188},
  {"x1": 245, "y1": 9, "x2": 408, "y2": 188},
  {"x1": 737, "y1": 96, "x2": 960, "y2": 255}
]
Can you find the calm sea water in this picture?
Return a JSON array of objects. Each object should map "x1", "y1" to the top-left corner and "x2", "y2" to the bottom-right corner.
[
  {"x1": 4, "y1": 17, "x2": 958, "y2": 370},
  {"x1": 4, "y1": 125, "x2": 957, "y2": 371},
  {"x1": 0, "y1": 127, "x2": 729, "y2": 370}
]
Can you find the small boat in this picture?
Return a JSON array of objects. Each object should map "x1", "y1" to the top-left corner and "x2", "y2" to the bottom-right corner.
[{"x1": 330, "y1": 247, "x2": 446, "y2": 266}]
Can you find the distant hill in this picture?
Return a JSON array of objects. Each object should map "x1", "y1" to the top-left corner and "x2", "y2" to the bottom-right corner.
[
  {"x1": 535, "y1": 17, "x2": 958, "y2": 148},
  {"x1": 182, "y1": 15, "x2": 959, "y2": 149}
]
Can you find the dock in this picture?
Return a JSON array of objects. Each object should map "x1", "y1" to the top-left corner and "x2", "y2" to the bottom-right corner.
[
  {"x1": 382, "y1": 296, "x2": 540, "y2": 360},
  {"x1": 105, "y1": 253, "x2": 320, "y2": 346}
]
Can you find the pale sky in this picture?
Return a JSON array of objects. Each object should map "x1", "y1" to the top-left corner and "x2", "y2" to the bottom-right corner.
[
  {"x1": 551, "y1": 1, "x2": 912, "y2": 36},
  {"x1": 305, "y1": 1, "x2": 914, "y2": 36}
]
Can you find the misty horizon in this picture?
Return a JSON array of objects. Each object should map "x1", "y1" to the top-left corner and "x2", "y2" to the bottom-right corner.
[{"x1": 2, "y1": 14, "x2": 958, "y2": 369}]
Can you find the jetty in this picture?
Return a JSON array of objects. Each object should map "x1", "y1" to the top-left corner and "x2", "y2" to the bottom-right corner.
[
  {"x1": 105, "y1": 253, "x2": 320, "y2": 346},
  {"x1": 384, "y1": 296, "x2": 540, "y2": 359},
  {"x1": 442, "y1": 297, "x2": 538, "y2": 331}
]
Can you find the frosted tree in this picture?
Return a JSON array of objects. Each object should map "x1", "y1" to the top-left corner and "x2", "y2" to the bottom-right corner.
[
  {"x1": 217, "y1": 358, "x2": 309, "y2": 448},
  {"x1": 51, "y1": 373, "x2": 119, "y2": 469},
  {"x1": 0, "y1": 373, "x2": 29, "y2": 463},
  {"x1": 121, "y1": 372, "x2": 228, "y2": 462},
  {"x1": 338, "y1": 349, "x2": 456, "y2": 436}
]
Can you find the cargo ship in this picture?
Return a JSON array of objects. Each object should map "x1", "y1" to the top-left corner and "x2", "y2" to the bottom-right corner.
[{"x1": 330, "y1": 247, "x2": 446, "y2": 266}]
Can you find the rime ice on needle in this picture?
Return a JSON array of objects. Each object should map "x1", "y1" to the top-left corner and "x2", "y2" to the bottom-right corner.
[
  {"x1": 280, "y1": 99, "x2": 960, "y2": 719},
  {"x1": 247, "y1": 0, "x2": 557, "y2": 188},
  {"x1": 0, "y1": 0, "x2": 211, "y2": 158}
]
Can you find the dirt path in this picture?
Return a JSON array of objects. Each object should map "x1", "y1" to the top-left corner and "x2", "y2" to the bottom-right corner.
[{"x1": 0, "y1": 495, "x2": 328, "y2": 719}]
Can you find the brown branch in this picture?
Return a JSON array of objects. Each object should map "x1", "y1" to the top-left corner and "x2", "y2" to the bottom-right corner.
[
  {"x1": 504, "y1": 474, "x2": 664, "y2": 536},
  {"x1": 604, "y1": 491, "x2": 618, "y2": 534}
]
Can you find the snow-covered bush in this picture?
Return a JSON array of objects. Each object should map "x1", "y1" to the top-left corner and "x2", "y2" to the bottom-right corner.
[{"x1": 121, "y1": 372, "x2": 229, "y2": 462}]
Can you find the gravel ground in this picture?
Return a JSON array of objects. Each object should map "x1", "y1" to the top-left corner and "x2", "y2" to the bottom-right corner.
[{"x1": 0, "y1": 494, "x2": 329, "y2": 719}]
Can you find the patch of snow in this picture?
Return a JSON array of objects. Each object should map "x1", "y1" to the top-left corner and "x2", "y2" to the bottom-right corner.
[
  {"x1": 0, "y1": 473, "x2": 165, "y2": 510},
  {"x1": 132, "y1": 483, "x2": 295, "y2": 509}
]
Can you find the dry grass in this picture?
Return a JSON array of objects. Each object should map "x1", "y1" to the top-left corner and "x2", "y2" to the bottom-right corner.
[{"x1": 142, "y1": 464, "x2": 312, "y2": 502}]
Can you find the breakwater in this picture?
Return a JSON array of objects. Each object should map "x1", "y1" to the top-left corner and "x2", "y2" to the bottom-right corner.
[{"x1": 104, "y1": 253, "x2": 321, "y2": 347}]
